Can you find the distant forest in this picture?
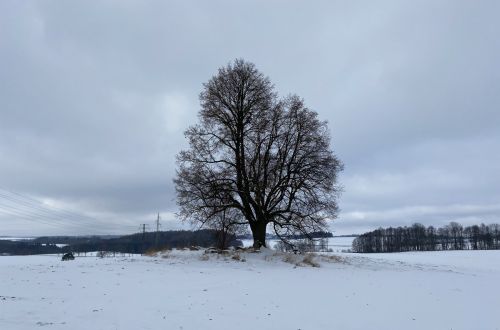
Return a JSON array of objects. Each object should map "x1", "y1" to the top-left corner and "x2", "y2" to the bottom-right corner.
[
  {"x1": 0, "y1": 230, "x2": 241, "y2": 256},
  {"x1": 352, "y1": 222, "x2": 500, "y2": 253}
]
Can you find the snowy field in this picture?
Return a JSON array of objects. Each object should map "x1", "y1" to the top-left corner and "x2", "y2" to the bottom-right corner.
[
  {"x1": 1, "y1": 249, "x2": 499, "y2": 330},
  {"x1": 240, "y1": 236, "x2": 355, "y2": 252}
]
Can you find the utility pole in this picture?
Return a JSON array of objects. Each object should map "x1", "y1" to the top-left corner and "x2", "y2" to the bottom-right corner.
[
  {"x1": 139, "y1": 223, "x2": 148, "y2": 255},
  {"x1": 155, "y1": 213, "x2": 161, "y2": 247},
  {"x1": 141, "y1": 223, "x2": 146, "y2": 240}
]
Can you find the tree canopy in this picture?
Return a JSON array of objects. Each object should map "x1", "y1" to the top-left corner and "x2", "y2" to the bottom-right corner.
[{"x1": 175, "y1": 59, "x2": 343, "y2": 247}]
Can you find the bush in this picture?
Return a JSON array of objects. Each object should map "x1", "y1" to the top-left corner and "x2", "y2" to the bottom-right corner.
[{"x1": 96, "y1": 251, "x2": 110, "y2": 258}]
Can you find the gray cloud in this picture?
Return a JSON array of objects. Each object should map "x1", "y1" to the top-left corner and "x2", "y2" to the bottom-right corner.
[{"x1": 0, "y1": 1, "x2": 499, "y2": 236}]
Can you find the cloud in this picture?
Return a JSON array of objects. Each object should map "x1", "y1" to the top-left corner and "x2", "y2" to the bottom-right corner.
[
  {"x1": 0, "y1": 1, "x2": 499, "y2": 236},
  {"x1": 334, "y1": 203, "x2": 500, "y2": 235}
]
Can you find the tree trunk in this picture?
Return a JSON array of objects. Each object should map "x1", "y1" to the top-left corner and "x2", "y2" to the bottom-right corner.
[{"x1": 250, "y1": 222, "x2": 267, "y2": 248}]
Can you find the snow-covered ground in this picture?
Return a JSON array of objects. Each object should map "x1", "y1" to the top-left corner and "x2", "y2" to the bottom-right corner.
[
  {"x1": 1, "y1": 249, "x2": 499, "y2": 330},
  {"x1": 0, "y1": 237, "x2": 34, "y2": 241},
  {"x1": 240, "y1": 236, "x2": 355, "y2": 252}
]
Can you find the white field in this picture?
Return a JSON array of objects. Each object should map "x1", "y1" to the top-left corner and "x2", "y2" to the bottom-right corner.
[
  {"x1": 1, "y1": 249, "x2": 499, "y2": 330},
  {"x1": 241, "y1": 236, "x2": 355, "y2": 252}
]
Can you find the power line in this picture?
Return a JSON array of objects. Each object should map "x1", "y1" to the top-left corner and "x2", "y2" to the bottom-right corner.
[
  {"x1": 0, "y1": 188, "x2": 160, "y2": 235},
  {"x1": 0, "y1": 204, "x2": 76, "y2": 229},
  {"x1": 0, "y1": 188, "x2": 103, "y2": 225},
  {"x1": 0, "y1": 203, "x2": 140, "y2": 234},
  {"x1": 0, "y1": 188, "x2": 140, "y2": 234},
  {"x1": 0, "y1": 199, "x2": 92, "y2": 228},
  {"x1": 0, "y1": 204, "x2": 115, "y2": 232},
  {"x1": 0, "y1": 192, "x2": 100, "y2": 228}
]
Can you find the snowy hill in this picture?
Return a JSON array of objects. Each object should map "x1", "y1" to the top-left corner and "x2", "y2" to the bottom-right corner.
[{"x1": 1, "y1": 250, "x2": 499, "y2": 329}]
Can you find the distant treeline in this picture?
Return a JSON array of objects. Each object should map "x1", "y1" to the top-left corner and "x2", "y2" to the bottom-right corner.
[
  {"x1": 352, "y1": 222, "x2": 500, "y2": 253},
  {"x1": 0, "y1": 230, "x2": 241, "y2": 256},
  {"x1": 0, "y1": 239, "x2": 62, "y2": 255}
]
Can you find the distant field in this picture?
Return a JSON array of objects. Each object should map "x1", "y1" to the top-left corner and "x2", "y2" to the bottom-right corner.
[
  {"x1": 241, "y1": 236, "x2": 356, "y2": 251},
  {"x1": 1, "y1": 249, "x2": 499, "y2": 330},
  {"x1": 0, "y1": 237, "x2": 34, "y2": 241}
]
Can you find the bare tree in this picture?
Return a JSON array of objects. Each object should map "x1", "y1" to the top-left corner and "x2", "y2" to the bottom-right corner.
[
  {"x1": 211, "y1": 208, "x2": 247, "y2": 250},
  {"x1": 352, "y1": 221, "x2": 500, "y2": 253},
  {"x1": 175, "y1": 59, "x2": 343, "y2": 248}
]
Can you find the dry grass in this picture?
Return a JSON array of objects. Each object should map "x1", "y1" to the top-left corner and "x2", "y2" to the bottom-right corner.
[
  {"x1": 301, "y1": 254, "x2": 320, "y2": 267},
  {"x1": 236, "y1": 246, "x2": 261, "y2": 253},
  {"x1": 199, "y1": 254, "x2": 209, "y2": 261},
  {"x1": 278, "y1": 252, "x2": 322, "y2": 267},
  {"x1": 143, "y1": 249, "x2": 158, "y2": 257},
  {"x1": 281, "y1": 253, "x2": 298, "y2": 264},
  {"x1": 319, "y1": 254, "x2": 345, "y2": 264},
  {"x1": 226, "y1": 251, "x2": 244, "y2": 262},
  {"x1": 144, "y1": 247, "x2": 171, "y2": 257}
]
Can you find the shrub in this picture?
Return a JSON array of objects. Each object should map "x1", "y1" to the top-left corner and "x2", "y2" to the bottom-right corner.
[{"x1": 96, "y1": 251, "x2": 110, "y2": 258}]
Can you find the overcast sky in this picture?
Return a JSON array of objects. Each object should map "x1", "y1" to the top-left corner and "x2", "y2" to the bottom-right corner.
[{"x1": 1, "y1": 0, "x2": 499, "y2": 236}]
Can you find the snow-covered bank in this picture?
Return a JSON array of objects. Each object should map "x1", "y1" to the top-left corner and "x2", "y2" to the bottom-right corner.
[{"x1": 1, "y1": 250, "x2": 499, "y2": 330}]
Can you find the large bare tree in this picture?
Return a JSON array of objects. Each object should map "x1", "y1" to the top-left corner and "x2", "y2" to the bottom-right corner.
[{"x1": 175, "y1": 59, "x2": 343, "y2": 248}]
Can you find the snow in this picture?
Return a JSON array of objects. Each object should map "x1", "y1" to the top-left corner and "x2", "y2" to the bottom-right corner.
[
  {"x1": 0, "y1": 237, "x2": 34, "y2": 241},
  {"x1": 241, "y1": 236, "x2": 356, "y2": 252},
  {"x1": 1, "y1": 249, "x2": 499, "y2": 330},
  {"x1": 327, "y1": 236, "x2": 355, "y2": 252}
]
